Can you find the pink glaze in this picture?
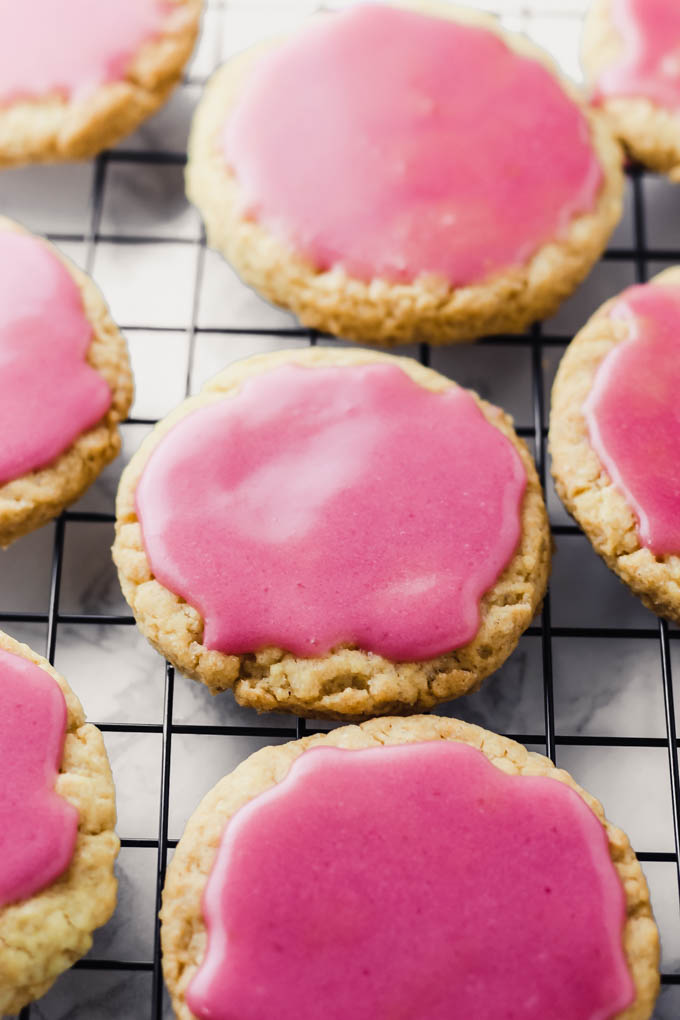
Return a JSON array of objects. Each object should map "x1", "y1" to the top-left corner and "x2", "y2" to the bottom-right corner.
[
  {"x1": 0, "y1": 648, "x2": 78, "y2": 908},
  {"x1": 595, "y1": 0, "x2": 680, "y2": 111},
  {"x1": 0, "y1": 0, "x2": 172, "y2": 105},
  {"x1": 223, "y1": 4, "x2": 603, "y2": 286},
  {"x1": 186, "y1": 741, "x2": 634, "y2": 1020},
  {"x1": 136, "y1": 362, "x2": 526, "y2": 661},
  {"x1": 0, "y1": 232, "x2": 112, "y2": 487},
  {"x1": 584, "y1": 282, "x2": 680, "y2": 555}
]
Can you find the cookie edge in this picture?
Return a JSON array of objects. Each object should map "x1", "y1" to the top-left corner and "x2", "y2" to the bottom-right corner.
[
  {"x1": 113, "y1": 345, "x2": 550, "y2": 719},
  {"x1": 0, "y1": 215, "x2": 133, "y2": 547},
  {"x1": 0, "y1": 629, "x2": 119, "y2": 1015},
  {"x1": 548, "y1": 265, "x2": 680, "y2": 624},
  {"x1": 0, "y1": 0, "x2": 203, "y2": 167},
  {"x1": 581, "y1": 0, "x2": 680, "y2": 180},
  {"x1": 186, "y1": 0, "x2": 624, "y2": 345}
]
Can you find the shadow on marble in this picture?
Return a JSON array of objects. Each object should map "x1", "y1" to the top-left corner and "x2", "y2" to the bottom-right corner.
[
  {"x1": 544, "y1": 259, "x2": 637, "y2": 335},
  {"x1": 75, "y1": 423, "x2": 152, "y2": 515},
  {"x1": 168, "y1": 732, "x2": 288, "y2": 840},
  {"x1": 545, "y1": 461, "x2": 577, "y2": 527},
  {"x1": 172, "y1": 667, "x2": 297, "y2": 730},
  {"x1": 100, "y1": 163, "x2": 200, "y2": 241},
  {"x1": 0, "y1": 162, "x2": 94, "y2": 235},
  {"x1": 196, "y1": 247, "x2": 298, "y2": 331},
  {"x1": 54, "y1": 622, "x2": 165, "y2": 726},
  {"x1": 554, "y1": 637, "x2": 667, "y2": 738},
  {"x1": 430, "y1": 342, "x2": 533, "y2": 430},
  {"x1": 643, "y1": 861, "x2": 680, "y2": 976},
  {"x1": 672, "y1": 643, "x2": 680, "y2": 732},
  {"x1": 0, "y1": 524, "x2": 54, "y2": 614},
  {"x1": 437, "y1": 634, "x2": 545, "y2": 736},
  {"x1": 558, "y1": 744, "x2": 675, "y2": 855},
  {"x1": 88, "y1": 847, "x2": 157, "y2": 964},
  {"x1": 551, "y1": 533, "x2": 658, "y2": 629},
  {"x1": 104, "y1": 730, "x2": 162, "y2": 841},
  {"x1": 0, "y1": 623, "x2": 47, "y2": 667},
  {"x1": 644, "y1": 176, "x2": 680, "y2": 252},
  {"x1": 115, "y1": 82, "x2": 202, "y2": 155},
  {"x1": 655, "y1": 984, "x2": 680, "y2": 1018},
  {"x1": 542, "y1": 342, "x2": 567, "y2": 413},
  {"x1": 32, "y1": 970, "x2": 152, "y2": 1020},
  {"x1": 60, "y1": 521, "x2": 128, "y2": 617}
]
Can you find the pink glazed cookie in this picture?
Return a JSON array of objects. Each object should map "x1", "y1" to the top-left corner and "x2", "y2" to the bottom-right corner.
[
  {"x1": 0, "y1": 217, "x2": 132, "y2": 547},
  {"x1": 0, "y1": 630, "x2": 118, "y2": 1015},
  {"x1": 161, "y1": 715, "x2": 660, "y2": 1020},
  {"x1": 583, "y1": 0, "x2": 680, "y2": 180},
  {"x1": 0, "y1": 0, "x2": 202, "y2": 166},
  {"x1": 187, "y1": 2, "x2": 623, "y2": 345},
  {"x1": 113, "y1": 347, "x2": 550, "y2": 719},
  {"x1": 550, "y1": 266, "x2": 680, "y2": 622}
]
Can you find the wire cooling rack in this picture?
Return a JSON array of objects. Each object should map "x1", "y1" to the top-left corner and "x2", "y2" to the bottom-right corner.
[{"x1": 1, "y1": 1, "x2": 679, "y2": 1017}]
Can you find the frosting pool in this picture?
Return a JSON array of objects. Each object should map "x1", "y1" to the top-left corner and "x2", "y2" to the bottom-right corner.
[
  {"x1": 136, "y1": 362, "x2": 527, "y2": 661},
  {"x1": 187, "y1": 741, "x2": 634, "y2": 1020}
]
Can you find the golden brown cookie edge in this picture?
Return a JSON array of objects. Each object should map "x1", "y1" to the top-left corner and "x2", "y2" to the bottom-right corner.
[{"x1": 186, "y1": 1, "x2": 624, "y2": 345}]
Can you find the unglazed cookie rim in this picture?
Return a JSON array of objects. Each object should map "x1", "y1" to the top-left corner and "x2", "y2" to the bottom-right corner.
[
  {"x1": 581, "y1": 0, "x2": 680, "y2": 181},
  {"x1": 0, "y1": 215, "x2": 133, "y2": 547},
  {"x1": 113, "y1": 346, "x2": 550, "y2": 719},
  {"x1": 160, "y1": 714, "x2": 659, "y2": 1020},
  {"x1": 0, "y1": 630, "x2": 119, "y2": 1015},
  {"x1": 186, "y1": 1, "x2": 624, "y2": 346},
  {"x1": 548, "y1": 266, "x2": 680, "y2": 624},
  {"x1": 0, "y1": 0, "x2": 203, "y2": 167}
]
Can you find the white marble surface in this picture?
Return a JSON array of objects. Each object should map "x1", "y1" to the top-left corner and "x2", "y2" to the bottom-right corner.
[{"x1": 1, "y1": 1, "x2": 679, "y2": 1017}]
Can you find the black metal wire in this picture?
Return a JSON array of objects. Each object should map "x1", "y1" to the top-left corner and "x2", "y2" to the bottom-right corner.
[
  {"x1": 9, "y1": 140, "x2": 680, "y2": 1019},
  {"x1": 629, "y1": 167, "x2": 680, "y2": 915},
  {"x1": 530, "y1": 328, "x2": 557, "y2": 763},
  {"x1": 151, "y1": 664, "x2": 175, "y2": 1019}
]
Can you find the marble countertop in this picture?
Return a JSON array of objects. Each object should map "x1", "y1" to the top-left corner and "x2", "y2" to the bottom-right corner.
[{"x1": 1, "y1": 1, "x2": 679, "y2": 1017}]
